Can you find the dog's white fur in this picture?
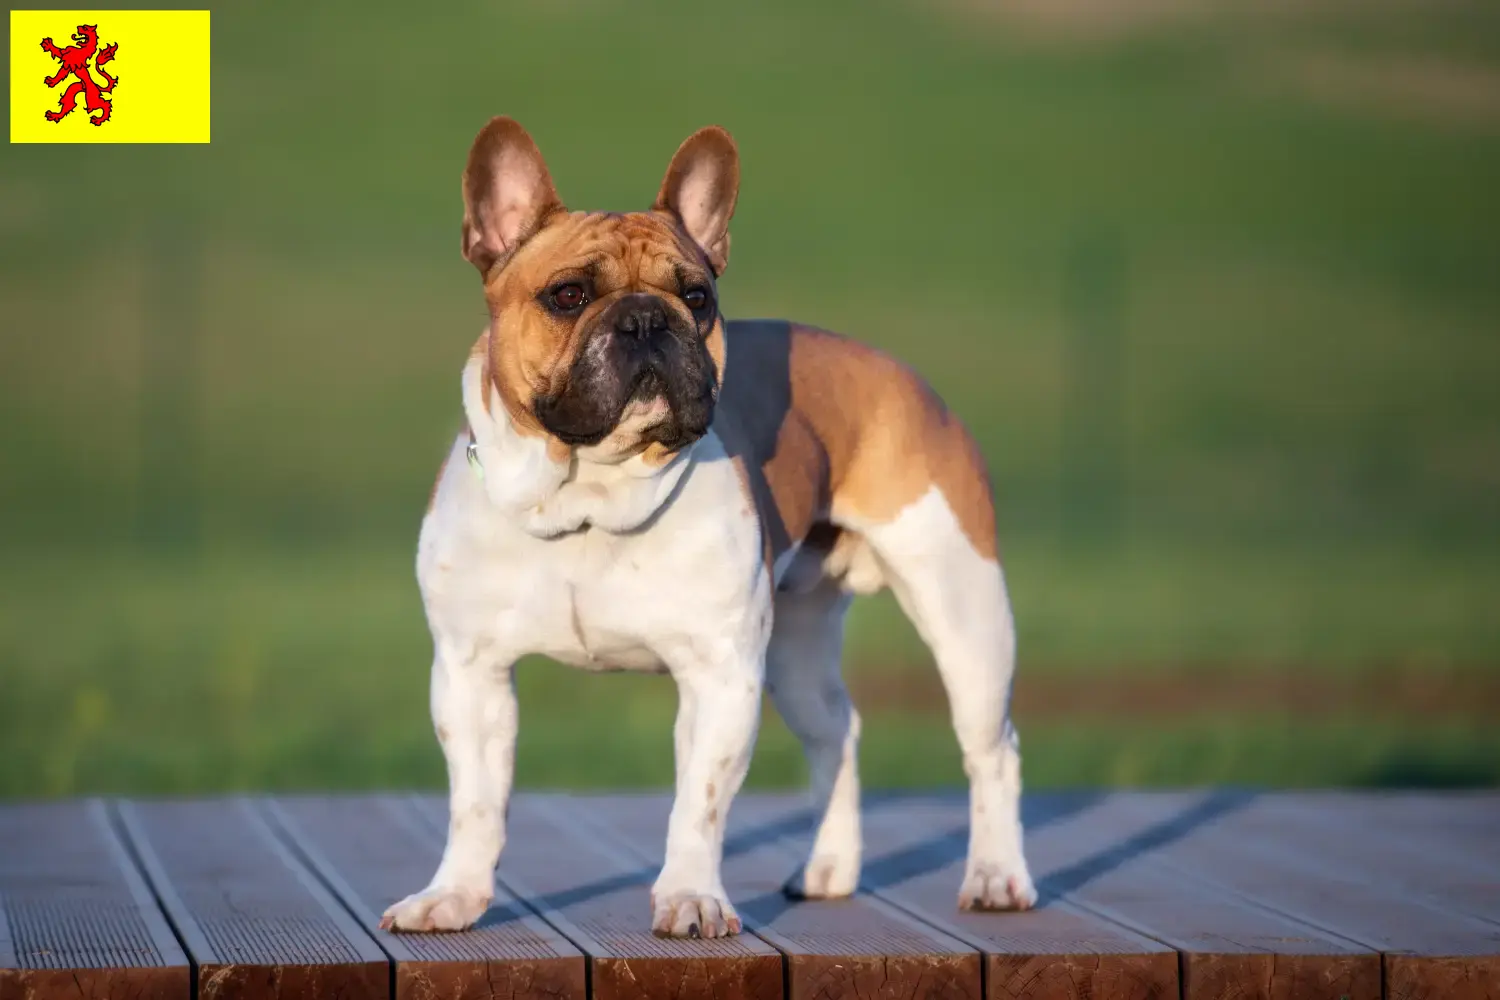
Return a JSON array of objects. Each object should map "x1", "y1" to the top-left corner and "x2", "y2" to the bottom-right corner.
[
  {"x1": 380, "y1": 332, "x2": 1035, "y2": 937},
  {"x1": 387, "y1": 349, "x2": 768, "y2": 936}
]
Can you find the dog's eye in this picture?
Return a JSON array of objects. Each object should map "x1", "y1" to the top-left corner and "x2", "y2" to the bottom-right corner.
[
  {"x1": 683, "y1": 287, "x2": 710, "y2": 311},
  {"x1": 549, "y1": 283, "x2": 588, "y2": 312}
]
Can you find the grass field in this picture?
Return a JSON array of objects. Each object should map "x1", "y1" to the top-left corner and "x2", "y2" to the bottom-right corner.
[{"x1": 2, "y1": 0, "x2": 1498, "y2": 796}]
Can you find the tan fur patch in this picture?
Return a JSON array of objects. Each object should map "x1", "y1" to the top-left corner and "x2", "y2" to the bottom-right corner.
[{"x1": 716, "y1": 321, "x2": 997, "y2": 564}]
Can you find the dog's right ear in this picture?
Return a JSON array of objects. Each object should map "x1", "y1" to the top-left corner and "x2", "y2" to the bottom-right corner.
[{"x1": 462, "y1": 117, "x2": 564, "y2": 276}]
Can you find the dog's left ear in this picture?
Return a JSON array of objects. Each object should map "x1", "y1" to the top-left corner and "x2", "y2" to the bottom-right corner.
[{"x1": 654, "y1": 126, "x2": 739, "y2": 276}]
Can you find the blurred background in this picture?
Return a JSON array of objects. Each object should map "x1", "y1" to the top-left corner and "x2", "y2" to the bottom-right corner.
[{"x1": 3, "y1": 0, "x2": 1498, "y2": 798}]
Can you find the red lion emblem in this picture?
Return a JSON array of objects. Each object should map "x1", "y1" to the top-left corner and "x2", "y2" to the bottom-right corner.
[{"x1": 41, "y1": 24, "x2": 118, "y2": 126}]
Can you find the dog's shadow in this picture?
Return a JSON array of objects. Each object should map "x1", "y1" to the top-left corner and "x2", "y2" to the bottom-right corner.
[
  {"x1": 732, "y1": 789, "x2": 1250, "y2": 925},
  {"x1": 730, "y1": 791, "x2": 1093, "y2": 925},
  {"x1": 477, "y1": 805, "x2": 824, "y2": 928},
  {"x1": 475, "y1": 789, "x2": 1248, "y2": 931}
]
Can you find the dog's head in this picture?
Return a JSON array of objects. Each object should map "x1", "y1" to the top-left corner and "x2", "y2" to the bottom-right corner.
[{"x1": 462, "y1": 117, "x2": 738, "y2": 464}]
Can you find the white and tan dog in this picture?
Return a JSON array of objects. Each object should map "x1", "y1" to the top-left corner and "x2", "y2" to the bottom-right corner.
[{"x1": 381, "y1": 117, "x2": 1036, "y2": 939}]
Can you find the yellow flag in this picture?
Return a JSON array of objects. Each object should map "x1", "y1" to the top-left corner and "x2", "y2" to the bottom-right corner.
[{"x1": 10, "y1": 9, "x2": 211, "y2": 143}]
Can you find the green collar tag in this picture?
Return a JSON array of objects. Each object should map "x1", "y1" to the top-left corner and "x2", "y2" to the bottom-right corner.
[{"x1": 466, "y1": 440, "x2": 485, "y2": 481}]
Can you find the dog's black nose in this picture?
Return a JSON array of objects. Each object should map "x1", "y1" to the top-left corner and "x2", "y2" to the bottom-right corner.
[{"x1": 613, "y1": 295, "x2": 669, "y2": 338}]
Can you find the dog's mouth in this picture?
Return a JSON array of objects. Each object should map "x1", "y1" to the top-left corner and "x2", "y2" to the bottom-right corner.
[
  {"x1": 535, "y1": 367, "x2": 671, "y2": 447},
  {"x1": 533, "y1": 356, "x2": 715, "y2": 452},
  {"x1": 533, "y1": 405, "x2": 616, "y2": 447},
  {"x1": 629, "y1": 368, "x2": 668, "y2": 407}
]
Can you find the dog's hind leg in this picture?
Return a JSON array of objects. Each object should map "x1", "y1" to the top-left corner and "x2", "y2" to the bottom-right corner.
[
  {"x1": 856, "y1": 487, "x2": 1036, "y2": 911},
  {"x1": 768, "y1": 578, "x2": 862, "y2": 899}
]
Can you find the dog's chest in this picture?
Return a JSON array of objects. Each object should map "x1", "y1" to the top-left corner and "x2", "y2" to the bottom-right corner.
[
  {"x1": 419, "y1": 434, "x2": 764, "y2": 673},
  {"x1": 521, "y1": 529, "x2": 684, "y2": 671}
]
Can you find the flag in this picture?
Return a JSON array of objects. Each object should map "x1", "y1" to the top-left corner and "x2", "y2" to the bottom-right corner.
[{"x1": 10, "y1": 9, "x2": 211, "y2": 143}]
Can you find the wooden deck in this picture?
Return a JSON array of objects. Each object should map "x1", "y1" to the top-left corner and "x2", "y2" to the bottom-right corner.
[{"x1": 1, "y1": 792, "x2": 1496, "y2": 1000}]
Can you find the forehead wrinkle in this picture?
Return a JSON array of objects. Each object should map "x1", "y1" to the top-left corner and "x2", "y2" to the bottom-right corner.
[
  {"x1": 628, "y1": 210, "x2": 709, "y2": 267},
  {"x1": 524, "y1": 210, "x2": 701, "y2": 294},
  {"x1": 529, "y1": 212, "x2": 624, "y2": 260},
  {"x1": 592, "y1": 251, "x2": 631, "y2": 289},
  {"x1": 542, "y1": 255, "x2": 605, "y2": 285},
  {"x1": 636, "y1": 248, "x2": 686, "y2": 290},
  {"x1": 620, "y1": 216, "x2": 696, "y2": 288}
]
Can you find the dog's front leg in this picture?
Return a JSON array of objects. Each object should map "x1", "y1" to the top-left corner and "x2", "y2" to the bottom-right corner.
[
  {"x1": 652, "y1": 660, "x2": 762, "y2": 938},
  {"x1": 382, "y1": 641, "x2": 517, "y2": 932}
]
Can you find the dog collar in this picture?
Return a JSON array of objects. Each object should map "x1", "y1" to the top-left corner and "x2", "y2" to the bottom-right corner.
[{"x1": 466, "y1": 433, "x2": 484, "y2": 481}]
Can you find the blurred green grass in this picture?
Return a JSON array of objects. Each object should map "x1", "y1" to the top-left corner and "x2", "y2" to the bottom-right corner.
[{"x1": 3, "y1": 0, "x2": 1498, "y2": 795}]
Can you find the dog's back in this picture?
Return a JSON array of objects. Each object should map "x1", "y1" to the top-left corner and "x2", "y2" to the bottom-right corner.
[{"x1": 715, "y1": 318, "x2": 997, "y2": 576}]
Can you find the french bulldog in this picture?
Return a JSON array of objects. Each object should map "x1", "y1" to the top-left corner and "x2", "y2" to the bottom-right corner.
[{"x1": 381, "y1": 117, "x2": 1036, "y2": 938}]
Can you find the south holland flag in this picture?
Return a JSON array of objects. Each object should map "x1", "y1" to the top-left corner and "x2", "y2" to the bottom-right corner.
[{"x1": 10, "y1": 9, "x2": 210, "y2": 142}]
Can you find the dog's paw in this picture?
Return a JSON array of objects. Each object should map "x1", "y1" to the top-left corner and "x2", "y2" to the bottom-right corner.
[
  {"x1": 650, "y1": 890, "x2": 742, "y2": 938},
  {"x1": 379, "y1": 886, "x2": 491, "y2": 933},
  {"x1": 957, "y1": 861, "x2": 1037, "y2": 912},
  {"x1": 782, "y1": 854, "x2": 859, "y2": 900}
]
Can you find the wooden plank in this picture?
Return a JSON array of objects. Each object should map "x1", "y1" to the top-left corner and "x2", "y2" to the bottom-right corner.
[
  {"x1": 0, "y1": 799, "x2": 190, "y2": 1000},
  {"x1": 263, "y1": 795, "x2": 586, "y2": 1000},
  {"x1": 568, "y1": 791, "x2": 983, "y2": 1000},
  {"x1": 1221, "y1": 793, "x2": 1500, "y2": 925},
  {"x1": 411, "y1": 795, "x2": 782, "y2": 1000},
  {"x1": 730, "y1": 791, "x2": 1179, "y2": 1000},
  {"x1": 1112, "y1": 795, "x2": 1500, "y2": 1000},
  {"x1": 116, "y1": 798, "x2": 389, "y2": 1000},
  {"x1": 1023, "y1": 791, "x2": 1379, "y2": 1000},
  {"x1": 1267, "y1": 792, "x2": 1500, "y2": 865}
]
